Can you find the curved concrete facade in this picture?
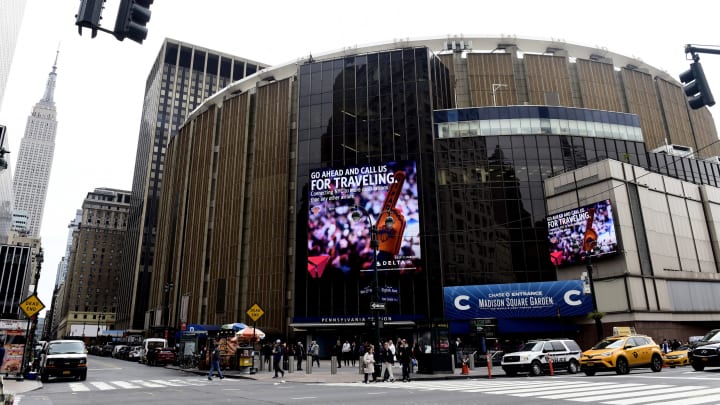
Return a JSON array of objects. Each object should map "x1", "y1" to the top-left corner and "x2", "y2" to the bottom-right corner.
[{"x1": 151, "y1": 36, "x2": 720, "y2": 346}]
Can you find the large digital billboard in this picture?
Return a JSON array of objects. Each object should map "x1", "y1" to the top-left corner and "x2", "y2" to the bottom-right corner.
[
  {"x1": 546, "y1": 199, "x2": 618, "y2": 267},
  {"x1": 307, "y1": 161, "x2": 420, "y2": 278}
]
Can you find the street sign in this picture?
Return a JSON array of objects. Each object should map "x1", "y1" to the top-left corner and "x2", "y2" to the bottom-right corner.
[
  {"x1": 246, "y1": 303, "x2": 264, "y2": 322},
  {"x1": 19, "y1": 294, "x2": 45, "y2": 318},
  {"x1": 370, "y1": 302, "x2": 386, "y2": 311}
]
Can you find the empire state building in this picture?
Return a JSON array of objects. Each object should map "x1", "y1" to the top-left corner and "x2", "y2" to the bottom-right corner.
[{"x1": 12, "y1": 52, "x2": 59, "y2": 237}]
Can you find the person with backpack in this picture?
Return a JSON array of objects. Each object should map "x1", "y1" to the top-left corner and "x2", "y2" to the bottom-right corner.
[
  {"x1": 272, "y1": 339, "x2": 285, "y2": 378},
  {"x1": 207, "y1": 344, "x2": 223, "y2": 380},
  {"x1": 310, "y1": 340, "x2": 320, "y2": 368}
]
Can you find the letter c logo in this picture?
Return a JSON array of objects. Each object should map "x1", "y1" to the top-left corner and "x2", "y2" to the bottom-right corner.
[
  {"x1": 454, "y1": 295, "x2": 470, "y2": 311},
  {"x1": 564, "y1": 290, "x2": 582, "y2": 306}
]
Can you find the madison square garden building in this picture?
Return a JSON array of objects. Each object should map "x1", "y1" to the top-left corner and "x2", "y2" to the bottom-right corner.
[{"x1": 148, "y1": 37, "x2": 720, "y2": 353}]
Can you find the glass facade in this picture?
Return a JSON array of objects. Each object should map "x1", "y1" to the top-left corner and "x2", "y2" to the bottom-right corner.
[
  {"x1": 295, "y1": 47, "x2": 452, "y2": 323},
  {"x1": 434, "y1": 106, "x2": 720, "y2": 288}
]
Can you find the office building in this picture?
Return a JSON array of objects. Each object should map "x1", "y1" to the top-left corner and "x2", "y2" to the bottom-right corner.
[
  {"x1": 12, "y1": 52, "x2": 59, "y2": 237},
  {"x1": 56, "y1": 188, "x2": 129, "y2": 339},
  {"x1": 0, "y1": 0, "x2": 26, "y2": 112},
  {"x1": 117, "y1": 38, "x2": 269, "y2": 330}
]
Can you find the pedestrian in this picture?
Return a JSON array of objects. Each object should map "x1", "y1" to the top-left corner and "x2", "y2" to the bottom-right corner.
[
  {"x1": 350, "y1": 341, "x2": 357, "y2": 367},
  {"x1": 262, "y1": 342, "x2": 272, "y2": 371},
  {"x1": 671, "y1": 339, "x2": 681, "y2": 351},
  {"x1": 207, "y1": 344, "x2": 223, "y2": 380},
  {"x1": 380, "y1": 341, "x2": 395, "y2": 382},
  {"x1": 310, "y1": 340, "x2": 320, "y2": 367},
  {"x1": 661, "y1": 338, "x2": 670, "y2": 354},
  {"x1": 272, "y1": 339, "x2": 285, "y2": 378},
  {"x1": 397, "y1": 338, "x2": 412, "y2": 382},
  {"x1": 342, "y1": 339, "x2": 351, "y2": 366},
  {"x1": 296, "y1": 341, "x2": 305, "y2": 371},
  {"x1": 332, "y1": 339, "x2": 342, "y2": 368},
  {"x1": 363, "y1": 344, "x2": 376, "y2": 383}
]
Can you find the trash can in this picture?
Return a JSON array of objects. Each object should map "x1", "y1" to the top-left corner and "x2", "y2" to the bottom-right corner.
[{"x1": 237, "y1": 347, "x2": 254, "y2": 374}]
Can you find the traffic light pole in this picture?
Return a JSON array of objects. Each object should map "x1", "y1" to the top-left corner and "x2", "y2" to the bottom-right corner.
[{"x1": 685, "y1": 45, "x2": 720, "y2": 57}]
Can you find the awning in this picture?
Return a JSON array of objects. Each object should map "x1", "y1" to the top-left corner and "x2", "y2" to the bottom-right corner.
[
  {"x1": 183, "y1": 324, "x2": 221, "y2": 333},
  {"x1": 99, "y1": 330, "x2": 125, "y2": 337},
  {"x1": 289, "y1": 321, "x2": 417, "y2": 329}
]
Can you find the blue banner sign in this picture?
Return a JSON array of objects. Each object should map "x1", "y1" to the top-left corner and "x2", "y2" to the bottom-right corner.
[{"x1": 444, "y1": 280, "x2": 592, "y2": 320}]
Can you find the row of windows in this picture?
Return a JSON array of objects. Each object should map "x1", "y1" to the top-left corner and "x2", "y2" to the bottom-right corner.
[{"x1": 436, "y1": 118, "x2": 642, "y2": 142}]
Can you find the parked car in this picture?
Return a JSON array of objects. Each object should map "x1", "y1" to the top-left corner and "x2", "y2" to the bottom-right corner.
[
  {"x1": 38, "y1": 340, "x2": 88, "y2": 382},
  {"x1": 140, "y1": 338, "x2": 168, "y2": 364},
  {"x1": 501, "y1": 339, "x2": 582, "y2": 376},
  {"x1": 579, "y1": 334, "x2": 663, "y2": 375},
  {"x1": 100, "y1": 344, "x2": 114, "y2": 357},
  {"x1": 116, "y1": 346, "x2": 133, "y2": 360},
  {"x1": 688, "y1": 329, "x2": 720, "y2": 371},
  {"x1": 147, "y1": 347, "x2": 176, "y2": 366},
  {"x1": 112, "y1": 345, "x2": 128, "y2": 358},
  {"x1": 664, "y1": 345, "x2": 689, "y2": 368},
  {"x1": 127, "y1": 346, "x2": 143, "y2": 362}
]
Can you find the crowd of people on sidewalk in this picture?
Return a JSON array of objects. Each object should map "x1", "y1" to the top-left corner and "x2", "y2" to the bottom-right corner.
[{"x1": 256, "y1": 337, "x2": 424, "y2": 382}]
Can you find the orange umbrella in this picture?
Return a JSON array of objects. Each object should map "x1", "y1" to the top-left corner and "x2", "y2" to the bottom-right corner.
[{"x1": 236, "y1": 327, "x2": 265, "y2": 341}]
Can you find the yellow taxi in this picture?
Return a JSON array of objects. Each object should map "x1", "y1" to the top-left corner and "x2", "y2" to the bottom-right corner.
[
  {"x1": 663, "y1": 345, "x2": 689, "y2": 368},
  {"x1": 579, "y1": 334, "x2": 664, "y2": 375}
]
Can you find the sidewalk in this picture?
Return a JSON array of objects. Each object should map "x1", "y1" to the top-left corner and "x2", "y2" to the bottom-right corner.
[
  {"x1": 170, "y1": 358, "x2": 500, "y2": 384},
  {"x1": 1, "y1": 375, "x2": 43, "y2": 401}
]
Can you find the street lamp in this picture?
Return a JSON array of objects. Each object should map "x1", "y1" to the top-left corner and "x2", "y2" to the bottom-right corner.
[
  {"x1": 96, "y1": 309, "x2": 106, "y2": 341},
  {"x1": 582, "y1": 208, "x2": 604, "y2": 341},
  {"x1": 492, "y1": 83, "x2": 508, "y2": 106},
  {"x1": 350, "y1": 206, "x2": 396, "y2": 347},
  {"x1": 20, "y1": 249, "x2": 43, "y2": 377}
]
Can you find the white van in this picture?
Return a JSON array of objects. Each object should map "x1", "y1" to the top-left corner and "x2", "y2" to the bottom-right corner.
[{"x1": 140, "y1": 338, "x2": 167, "y2": 364}]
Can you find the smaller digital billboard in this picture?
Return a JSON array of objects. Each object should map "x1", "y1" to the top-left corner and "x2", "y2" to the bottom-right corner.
[
  {"x1": 547, "y1": 199, "x2": 618, "y2": 267},
  {"x1": 307, "y1": 161, "x2": 420, "y2": 278}
]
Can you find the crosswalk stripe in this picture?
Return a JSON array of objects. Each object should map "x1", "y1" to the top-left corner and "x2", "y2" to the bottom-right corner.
[
  {"x1": 643, "y1": 391, "x2": 720, "y2": 405},
  {"x1": 111, "y1": 381, "x2": 140, "y2": 389},
  {"x1": 564, "y1": 385, "x2": 699, "y2": 402},
  {"x1": 130, "y1": 379, "x2": 165, "y2": 387},
  {"x1": 150, "y1": 379, "x2": 185, "y2": 386},
  {"x1": 89, "y1": 381, "x2": 116, "y2": 390},
  {"x1": 486, "y1": 382, "x2": 640, "y2": 396},
  {"x1": 540, "y1": 384, "x2": 668, "y2": 400},
  {"x1": 606, "y1": 387, "x2": 720, "y2": 405},
  {"x1": 327, "y1": 379, "x2": 720, "y2": 405},
  {"x1": 512, "y1": 382, "x2": 622, "y2": 396},
  {"x1": 69, "y1": 382, "x2": 89, "y2": 392}
]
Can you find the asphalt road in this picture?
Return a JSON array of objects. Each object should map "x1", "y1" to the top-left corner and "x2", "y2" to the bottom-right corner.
[{"x1": 14, "y1": 356, "x2": 720, "y2": 405}]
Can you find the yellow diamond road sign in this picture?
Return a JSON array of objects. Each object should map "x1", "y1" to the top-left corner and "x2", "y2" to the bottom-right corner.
[
  {"x1": 246, "y1": 304, "x2": 264, "y2": 322},
  {"x1": 20, "y1": 294, "x2": 45, "y2": 318}
]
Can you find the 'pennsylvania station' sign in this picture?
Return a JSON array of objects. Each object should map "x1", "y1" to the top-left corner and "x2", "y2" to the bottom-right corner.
[{"x1": 444, "y1": 280, "x2": 592, "y2": 320}]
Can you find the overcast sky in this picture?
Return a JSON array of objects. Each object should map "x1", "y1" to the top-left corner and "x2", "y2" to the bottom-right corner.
[{"x1": 1, "y1": 0, "x2": 719, "y2": 318}]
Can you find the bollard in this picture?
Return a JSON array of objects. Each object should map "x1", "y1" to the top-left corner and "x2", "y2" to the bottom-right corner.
[
  {"x1": 487, "y1": 351, "x2": 493, "y2": 379},
  {"x1": 288, "y1": 356, "x2": 293, "y2": 374},
  {"x1": 469, "y1": 352, "x2": 475, "y2": 370},
  {"x1": 306, "y1": 355, "x2": 312, "y2": 374},
  {"x1": 547, "y1": 354, "x2": 554, "y2": 376},
  {"x1": 451, "y1": 354, "x2": 457, "y2": 374},
  {"x1": 359, "y1": 356, "x2": 364, "y2": 375},
  {"x1": 331, "y1": 356, "x2": 337, "y2": 374}
]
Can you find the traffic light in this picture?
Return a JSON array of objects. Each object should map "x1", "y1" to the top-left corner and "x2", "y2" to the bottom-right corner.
[
  {"x1": 75, "y1": 0, "x2": 105, "y2": 38},
  {"x1": 113, "y1": 0, "x2": 153, "y2": 44},
  {"x1": 679, "y1": 61, "x2": 716, "y2": 110}
]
